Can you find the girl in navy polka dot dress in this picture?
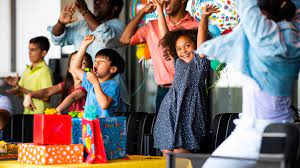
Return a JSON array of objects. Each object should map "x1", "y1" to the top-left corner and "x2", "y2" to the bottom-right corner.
[{"x1": 152, "y1": 1, "x2": 219, "y2": 154}]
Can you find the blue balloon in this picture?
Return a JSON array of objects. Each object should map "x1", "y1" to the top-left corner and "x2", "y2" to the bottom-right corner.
[{"x1": 208, "y1": 25, "x2": 221, "y2": 37}]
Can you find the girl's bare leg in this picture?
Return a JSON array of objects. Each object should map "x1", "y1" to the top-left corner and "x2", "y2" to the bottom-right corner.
[
  {"x1": 162, "y1": 149, "x2": 172, "y2": 157},
  {"x1": 173, "y1": 148, "x2": 190, "y2": 153}
]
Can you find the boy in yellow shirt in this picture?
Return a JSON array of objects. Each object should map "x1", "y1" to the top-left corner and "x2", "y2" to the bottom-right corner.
[{"x1": 5, "y1": 36, "x2": 53, "y2": 114}]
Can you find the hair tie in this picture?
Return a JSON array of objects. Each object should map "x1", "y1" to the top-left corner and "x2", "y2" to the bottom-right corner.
[{"x1": 280, "y1": 1, "x2": 287, "y2": 8}]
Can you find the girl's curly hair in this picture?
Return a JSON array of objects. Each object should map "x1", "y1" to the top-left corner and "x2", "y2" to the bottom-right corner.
[{"x1": 159, "y1": 28, "x2": 212, "y2": 60}]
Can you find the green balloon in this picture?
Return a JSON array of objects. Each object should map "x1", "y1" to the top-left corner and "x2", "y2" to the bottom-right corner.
[{"x1": 210, "y1": 60, "x2": 226, "y2": 72}]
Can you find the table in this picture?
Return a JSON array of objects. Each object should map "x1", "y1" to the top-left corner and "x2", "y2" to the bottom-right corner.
[{"x1": 0, "y1": 155, "x2": 192, "y2": 168}]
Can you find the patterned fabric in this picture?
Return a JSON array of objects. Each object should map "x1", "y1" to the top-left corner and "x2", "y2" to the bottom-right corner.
[
  {"x1": 99, "y1": 117, "x2": 127, "y2": 160},
  {"x1": 72, "y1": 118, "x2": 82, "y2": 144},
  {"x1": 71, "y1": 117, "x2": 127, "y2": 160},
  {"x1": 18, "y1": 61, "x2": 53, "y2": 114},
  {"x1": 18, "y1": 144, "x2": 83, "y2": 165},
  {"x1": 82, "y1": 119, "x2": 107, "y2": 163},
  {"x1": 154, "y1": 55, "x2": 209, "y2": 150}
]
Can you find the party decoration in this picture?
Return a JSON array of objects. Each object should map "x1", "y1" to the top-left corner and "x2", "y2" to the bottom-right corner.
[
  {"x1": 136, "y1": 43, "x2": 151, "y2": 62},
  {"x1": 129, "y1": 0, "x2": 158, "y2": 25},
  {"x1": 83, "y1": 105, "x2": 98, "y2": 120},
  {"x1": 34, "y1": 114, "x2": 72, "y2": 145},
  {"x1": 191, "y1": 0, "x2": 240, "y2": 32},
  {"x1": 72, "y1": 117, "x2": 127, "y2": 160},
  {"x1": 208, "y1": 25, "x2": 221, "y2": 37},
  {"x1": 84, "y1": 68, "x2": 91, "y2": 72},
  {"x1": 68, "y1": 111, "x2": 83, "y2": 118},
  {"x1": 98, "y1": 117, "x2": 127, "y2": 160},
  {"x1": 18, "y1": 144, "x2": 83, "y2": 165},
  {"x1": 82, "y1": 119, "x2": 107, "y2": 163},
  {"x1": 210, "y1": 60, "x2": 226, "y2": 71},
  {"x1": 44, "y1": 108, "x2": 58, "y2": 115}
]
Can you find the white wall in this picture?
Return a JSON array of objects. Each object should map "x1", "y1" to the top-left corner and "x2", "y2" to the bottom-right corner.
[
  {"x1": 16, "y1": 0, "x2": 61, "y2": 74},
  {"x1": 0, "y1": 0, "x2": 11, "y2": 73}
]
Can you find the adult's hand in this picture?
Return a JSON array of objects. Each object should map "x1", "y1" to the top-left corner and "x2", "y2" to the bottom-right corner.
[
  {"x1": 59, "y1": 3, "x2": 77, "y2": 24},
  {"x1": 141, "y1": 2, "x2": 157, "y2": 15},
  {"x1": 202, "y1": 4, "x2": 219, "y2": 17},
  {"x1": 75, "y1": 0, "x2": 89, "y2": 14},
  {"x1": 4, "y1": 73, "x2": 19, "y2": 87}
]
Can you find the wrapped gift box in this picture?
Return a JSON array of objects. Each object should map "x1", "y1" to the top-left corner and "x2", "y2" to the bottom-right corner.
[
  {"x1": 34, "y1": 114, "x2": 71, "y2": 145},
  {"x1": 0, "y1": 142, "x2": 18, "y2": 160},
  {"x1": 18, "y1": 143, "x2": 83, "y2": 165},
  {"x1": 71, "y1": 117, "x2": 127, "y2": 160},
  {"x1": 99, "y1": 117, "x2": 127, "y2": 160},
  {"x1": 0, "y1": 143, "x2": 17, "y2": 154},
  {"x1": 72, "y1": 118, "x2": 82, "y2": 144}
]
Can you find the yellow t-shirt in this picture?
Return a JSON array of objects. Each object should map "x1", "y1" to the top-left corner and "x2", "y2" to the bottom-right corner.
[{"x1": 18, "y1": 61, "x2": 53, "y2": 114}]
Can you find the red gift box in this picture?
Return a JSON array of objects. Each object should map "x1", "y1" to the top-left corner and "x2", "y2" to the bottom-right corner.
[{"x1": 34, "y1": 114, "x2": 71, "y2": 145}]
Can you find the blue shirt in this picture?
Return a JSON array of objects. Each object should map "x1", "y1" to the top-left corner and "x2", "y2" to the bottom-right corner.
[
  {"x1": 82, "y1": 72, "x2": 120, "y2": 117},
  {"x1": 196, "y1": 0, "x2": 300, "y2": 96},
  {"x1": 47, "y1": 19, "x2": 129, "y2": 107}
]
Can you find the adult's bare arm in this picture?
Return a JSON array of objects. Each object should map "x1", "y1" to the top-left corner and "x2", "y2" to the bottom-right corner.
[{"x1": 119, "y1": 3, "x2": 156, "y2": 45}]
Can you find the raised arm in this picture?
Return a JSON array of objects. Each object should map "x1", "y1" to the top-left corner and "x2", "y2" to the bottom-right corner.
[
  {"x1": 197, "y1": 4, "x2": 219, "y2": 47},
  {"x1": 153, "y1": 0, "x2": 169, "y2": 38},
  {"x1": 75, "y1": 0, "x2": 101, "y2": 31},
  {"x1": 119, "y1": 3, "x2": 156, "y2": 45},
  {"x1": 71, "y1": 35, "x2": 95, "y2": 81},
  {"x1": 52, "y1": 3, "x2": 77, "y2": 36},
  {"x1": 236, "y1": 0, "x2": 281, "y2": 47},
  {"x1": 56, "y1": 89, "x2": 86, "y2": 113}
]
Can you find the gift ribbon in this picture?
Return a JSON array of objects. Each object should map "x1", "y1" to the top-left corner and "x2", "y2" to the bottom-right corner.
[
  {"x1": 44, "y1": 108, "x2": 58, "y2": 115},
  {"x1": 68, "y1": 111, "x2": 83, "y2": 118}
]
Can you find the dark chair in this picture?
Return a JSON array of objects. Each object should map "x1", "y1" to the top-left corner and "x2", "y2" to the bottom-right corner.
[
  {"x1": 260, "y1": 123, "x2": 300, "y2": 168},
  {"x1": 212, "y1": 113, "x2": 239, "y2": 150},
  {"x1": 126, "y1": 112, "x2": 148, "y2": 155}
]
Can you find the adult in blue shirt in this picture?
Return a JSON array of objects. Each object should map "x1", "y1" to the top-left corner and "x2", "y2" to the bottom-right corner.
[
  {"x1": 48, "y1": 0, "x2": 128, "y2": 111},
  {"x1": 195, "y1": 0, "x2": 299, "y2": 167}
]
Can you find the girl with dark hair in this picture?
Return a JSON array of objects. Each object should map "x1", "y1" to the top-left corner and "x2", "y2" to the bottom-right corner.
[
  {"x1": 153, "y1": 1, "x2": 219, "y2": 154},
  {"x1": 195, "y1": 0, "x2": 299, "y2": 167},
  {"x1": 23, "y1": 52, "x2": 93, "y2": 113}
]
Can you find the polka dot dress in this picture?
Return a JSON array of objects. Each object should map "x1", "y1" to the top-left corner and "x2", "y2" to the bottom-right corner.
[{"x1": 153, "y1": 54, "x2": 209, "y2": 151}]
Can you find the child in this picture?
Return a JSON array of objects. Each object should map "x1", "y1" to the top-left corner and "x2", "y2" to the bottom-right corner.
[
  {"x1": 195, "y1": 0, "x2": 299, "y2": 167},
  {"x1": 23, "y1": 51, "x2": 93, "y2": 113},
  {"x1": 5, "y1": 36, "x2": 53, "y2": 114},
  {"x1": 153, "y1": 1, "x2": 219, "y2": 154},
  {"x1": 71, "y1": 35, "x2": 125, "y2": 118},
  {"x1": 71, "y1": 35, "x2": 125, "y2": 163}
]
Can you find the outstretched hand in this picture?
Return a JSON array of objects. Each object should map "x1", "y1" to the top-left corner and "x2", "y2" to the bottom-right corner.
[
  {"x1": 202, "y1": 4, "x2": 219, "y2": 17},
  {"x1": 4, "y1": 73, "x2": 19, "y2": 87},
  {"x1": 59, "y1": 3, "x2": 77, "y2": 24},
  {"x1": 82, "y1": 35, "x2": 95, "y2": 47},
  {"x1": 23, "y1": 94, "x2": 36, "y2": 111}
]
